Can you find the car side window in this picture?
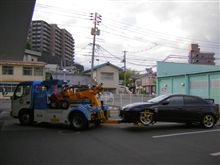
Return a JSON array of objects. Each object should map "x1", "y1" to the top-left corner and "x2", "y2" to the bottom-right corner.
[
  {"x1": 166, "y1": 96, "x2": 184, "y2": 105},
  {"x1": 184, "y1": 96, "x2": 207, "y2": 105}
]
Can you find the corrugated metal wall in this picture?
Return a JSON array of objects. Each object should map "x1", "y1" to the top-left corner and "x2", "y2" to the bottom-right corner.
[
  {"x1": 157, "y1": 72, "x2": 220, "y2": 104},
  {"x1": 210, "y1": 73, "x2": 220, "y2": 104}
]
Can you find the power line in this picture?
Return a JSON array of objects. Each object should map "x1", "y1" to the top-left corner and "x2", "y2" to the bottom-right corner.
[
  {"x1": 102, "y1": 22, "x2": 219, "y2": 51},
  {"x1": 36, "y1": 3, "x2": 89, "y2": 17},
  {"x1": 104, "y1": 17, "x2": 220, "y2": 46}
]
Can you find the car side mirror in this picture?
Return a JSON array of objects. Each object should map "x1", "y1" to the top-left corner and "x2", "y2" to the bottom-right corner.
[{"x1": 162, "y1": 100, "x2": 169, "y2": 105}]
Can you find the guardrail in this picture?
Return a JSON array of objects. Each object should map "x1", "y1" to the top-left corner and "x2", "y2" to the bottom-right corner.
[{"x1": 104, "y1": 94, "x2": 154, "y2": 107}]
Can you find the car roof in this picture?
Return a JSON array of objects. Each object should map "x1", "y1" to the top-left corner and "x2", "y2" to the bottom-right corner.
[{"x1": 165, "y1": 94, "x2": 203, "y2": 99}]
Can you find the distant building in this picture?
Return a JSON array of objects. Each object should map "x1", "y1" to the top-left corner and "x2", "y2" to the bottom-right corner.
[
  {"x1": 50, "y1": 72, "x2": 93, "y2": 86},
  {"x1": 188, "y1": 43, "x2": 215, "y2": 65},
  {"x1": 27, "y1": 20, "x2": 75, "y2": 67},
  {"x1": 23, "y1": 49, "x2": 41, "y2": 62},
  {"x1": 135, "y1": 70, "x2": 156, "y2": 95},
  {"x1": 84, "y1": 62, "x2": 121, "y2": 94}
]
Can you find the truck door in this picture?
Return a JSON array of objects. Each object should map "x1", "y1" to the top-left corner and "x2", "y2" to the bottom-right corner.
[{"x1": 11, "y1": 83, "x2": 33, "y2": 116}]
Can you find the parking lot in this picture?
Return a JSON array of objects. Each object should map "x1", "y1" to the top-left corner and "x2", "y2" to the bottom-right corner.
[{"x1": 0, "y1": 100, "x2": 220, "y2": 165}]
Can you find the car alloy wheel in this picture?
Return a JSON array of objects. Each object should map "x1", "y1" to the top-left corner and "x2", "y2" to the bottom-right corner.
[
  {"x1": 202, "y1": 114, "x2": 215, "y2": 128},
  {"x1": 140, "y1": 111, "x2": 153, "y2": 125}
]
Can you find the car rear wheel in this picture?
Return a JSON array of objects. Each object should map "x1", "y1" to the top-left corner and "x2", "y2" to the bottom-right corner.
[
  {"x1": 201, "y1": 114, "x2": 215, "y2": 128},
  {"x1": 139, "y1": 111, "x2": 154, "y2": 125}
]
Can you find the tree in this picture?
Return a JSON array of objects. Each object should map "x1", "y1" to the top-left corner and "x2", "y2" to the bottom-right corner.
[
  {"x1": 119, "y1": 69, "x2": 139, "y2": 87},
  {"x1": 25, "y1": 41, "x2": 32, "y2": 49}
]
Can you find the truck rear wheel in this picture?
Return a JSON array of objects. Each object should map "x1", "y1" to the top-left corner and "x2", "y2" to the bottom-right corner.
[
  {"x1": 70, "y1": 113, "x2": 88, "y2": 130},
  {"x1": 19, "y1": 110, "x2": 33, "y2": 125}
]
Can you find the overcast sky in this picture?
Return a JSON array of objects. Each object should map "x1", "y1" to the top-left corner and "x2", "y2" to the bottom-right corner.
[{"x1": 33, "y1": 0, "x2": 220, "y2": 71}]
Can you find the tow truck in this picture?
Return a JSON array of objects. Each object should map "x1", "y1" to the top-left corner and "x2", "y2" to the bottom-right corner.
[{"x1": 11, "y1": 80, "x2": 110, "y2": 130}]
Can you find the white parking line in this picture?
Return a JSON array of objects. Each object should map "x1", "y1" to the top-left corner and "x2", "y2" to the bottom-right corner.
[
  {"x1": 210, "y1": 152, "x2": 220, "y2": 156},
  {"x1": 152, "y1": 129, "x2": 220, "y2": 138}
]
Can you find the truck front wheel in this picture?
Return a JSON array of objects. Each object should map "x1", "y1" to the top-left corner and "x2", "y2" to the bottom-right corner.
[
  {"x1": 19, "y1": 110, "x2": 33, "y2": 125},
  {"x1": 70, "y1": 112, "x2": 88, "y2": 130}
]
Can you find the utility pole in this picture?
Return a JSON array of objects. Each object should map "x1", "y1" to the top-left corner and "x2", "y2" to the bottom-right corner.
[
  {"x1": 123, "y1": 50, "x2": 127, "y2": 86},
  {"x1": 90, "y1": 12, "x2": 101, "y2": 79}
]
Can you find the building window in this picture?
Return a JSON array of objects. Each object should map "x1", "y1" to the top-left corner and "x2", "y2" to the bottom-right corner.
[
  {"x1": 23, "y1": 67, "x2": 32, "y2": 76},
  {"x1": 101, "y1": 72, "x2": 114, "y2": 80},
  {"x1": 2, "y1": 66, "x2": 13, "y2": 75},
  {"x1": 34, "y1": 67, "x2": 43, "y2": 76}
]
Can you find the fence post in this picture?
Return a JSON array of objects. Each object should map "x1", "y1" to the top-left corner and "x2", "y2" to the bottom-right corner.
[
  {"x1": 130, "y1": 94, "x2": 132, "y2": 103},
  {"x1": 120, "y1": 94, "x2": 123, "y2": 107}
]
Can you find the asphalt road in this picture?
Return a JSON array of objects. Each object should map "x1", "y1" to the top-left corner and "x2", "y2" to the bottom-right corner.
[
  {"x1": 0, "y1": 99, "x2": 10, "y2": 113},
  {"x1": 0, "y1": 113, "x2": 220, "y2": 165}
]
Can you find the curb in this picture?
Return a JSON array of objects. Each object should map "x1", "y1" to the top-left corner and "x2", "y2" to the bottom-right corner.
[{"x1": 104, "y1": 119, "x2": 121, "y2": 124}]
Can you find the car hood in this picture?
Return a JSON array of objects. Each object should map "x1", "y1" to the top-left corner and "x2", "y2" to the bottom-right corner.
[{"x1": 122, "y1": 102, "x2": 155, "y2": 111}]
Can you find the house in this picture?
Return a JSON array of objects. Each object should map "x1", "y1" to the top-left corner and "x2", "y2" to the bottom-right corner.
[
  {"x1": 0, "y1": 60, "x2": 46, "y2": 98},
  {"x1": 135, "y1": 70, "x2": 156, "y2": 95},
  {"x1": 84, "y1": 62, "x2": 121, "y2": 94},
  {"x1": 157, "y1": 61, "x2": 220, "y2": 104}
]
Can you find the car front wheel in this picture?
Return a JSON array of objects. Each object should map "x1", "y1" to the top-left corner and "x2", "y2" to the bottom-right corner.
[
  {"x1": 201, "y1": 114, "x2": 215, "y2": 128},
  {"x1": 139, "y1": 111, "x2": 154, "y2": 125}
]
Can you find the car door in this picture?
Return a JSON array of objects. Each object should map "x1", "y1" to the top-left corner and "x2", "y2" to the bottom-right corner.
[
  {"x1": 182, "y1": 96, "x2": 208, "y2": 122},
  {"x1": 156, "y1": 96, "x2": 184, "y2": 122}
]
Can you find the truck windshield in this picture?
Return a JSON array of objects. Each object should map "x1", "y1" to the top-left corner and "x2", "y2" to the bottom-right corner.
[{"x1": 14, "y1": 84, "x2": 32, "y2": 98}]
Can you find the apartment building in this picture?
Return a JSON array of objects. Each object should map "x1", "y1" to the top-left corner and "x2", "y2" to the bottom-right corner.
[
  {"x1": 27, "y1": 20, "x2": 75, "y2": 67},
  {"x1": 188, "y1": 43, "x2": 215, "y2": 65}
]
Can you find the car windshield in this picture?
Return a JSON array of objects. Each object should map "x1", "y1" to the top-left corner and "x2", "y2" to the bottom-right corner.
[{"x1": 148, "y1": 94, "x2": 169, "y2": 103}]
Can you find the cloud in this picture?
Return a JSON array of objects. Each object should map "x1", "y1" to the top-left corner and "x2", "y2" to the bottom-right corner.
[{"x1": 33, "y1": 0, "x2": 220, "y2": 70}]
